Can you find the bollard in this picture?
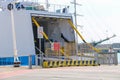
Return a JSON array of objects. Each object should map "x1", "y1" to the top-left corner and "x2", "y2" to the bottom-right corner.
[
  {"x1": 40, "y1": 53, "x2": 44, "y2": 67},
  {"x1": 29, "y1": 55, "x2": 32, "y2": 69},
  {"x1": 35, "y1": 55, "x2": 38, "y2": 66}
]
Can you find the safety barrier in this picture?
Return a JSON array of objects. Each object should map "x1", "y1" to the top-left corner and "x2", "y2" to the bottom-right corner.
[{"x1": 42, "y1": 60, "x2": 99, "y2": 68}]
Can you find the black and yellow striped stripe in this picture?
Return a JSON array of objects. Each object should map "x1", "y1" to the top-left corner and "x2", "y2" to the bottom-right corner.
[{"x1": 42, "y1": 60, "x2": 99, "y2": 68}]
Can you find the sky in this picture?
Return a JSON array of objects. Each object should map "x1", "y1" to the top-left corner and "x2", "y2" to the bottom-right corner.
[
  {"x1": 75, "y1": 0, "x2": 120, "y2": 44},
  {"x1": 45, "y1": 0, "x2": 120, "y2": 44}
]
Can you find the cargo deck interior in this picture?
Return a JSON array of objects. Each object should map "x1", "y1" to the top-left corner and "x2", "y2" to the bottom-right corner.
[{"x1": 31, "y1": 16, "x2": 76, "y2": 58}]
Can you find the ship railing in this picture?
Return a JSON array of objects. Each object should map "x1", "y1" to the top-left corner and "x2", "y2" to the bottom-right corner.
[
  {"x1": 0, "y1": 0, "x2": 70, "y2": 14},
  {"x1": 20, "y1": 1, "x2": 70, "y2": 14}
]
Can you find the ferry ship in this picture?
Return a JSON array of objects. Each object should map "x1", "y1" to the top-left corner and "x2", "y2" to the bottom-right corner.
[
  {"x1": 0, "y1": 0, "x2": 118, "y2": 67},
  {"x1": 0, "y1": 0, "x2": 76, "y2": 66}
]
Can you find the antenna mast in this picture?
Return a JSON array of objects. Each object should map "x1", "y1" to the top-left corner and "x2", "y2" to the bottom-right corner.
[{"x1": 71, "y1": 0, "x2": 82, "y2": 55}]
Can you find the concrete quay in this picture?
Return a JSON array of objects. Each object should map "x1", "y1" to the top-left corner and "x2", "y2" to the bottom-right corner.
[{"x1": 0, "y1": 65, "x2": 120, "y2": 80}]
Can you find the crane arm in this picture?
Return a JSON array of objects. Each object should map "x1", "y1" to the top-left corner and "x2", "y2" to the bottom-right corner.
[{"x1": 92, "y1": 34, "x2": 116, "y2": 46}]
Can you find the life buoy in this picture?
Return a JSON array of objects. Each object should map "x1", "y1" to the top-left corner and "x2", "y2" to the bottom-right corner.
[{"x1": 7, "y1": 3, "x2": 13, "y2": 11}]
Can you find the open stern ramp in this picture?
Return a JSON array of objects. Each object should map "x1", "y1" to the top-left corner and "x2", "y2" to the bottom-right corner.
[{"x1": 31, "y1": 14, "x2": 76, "y2": 60}]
